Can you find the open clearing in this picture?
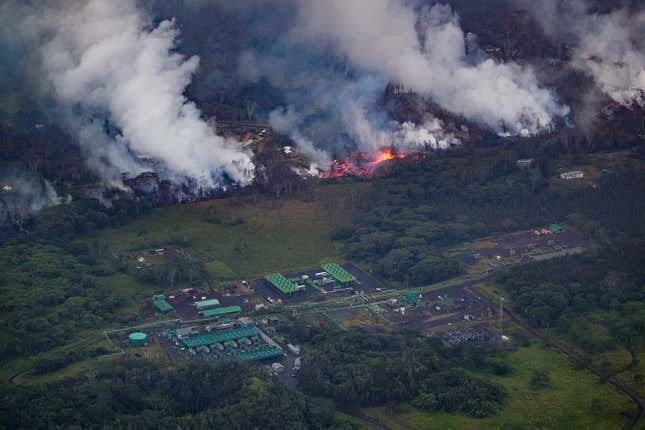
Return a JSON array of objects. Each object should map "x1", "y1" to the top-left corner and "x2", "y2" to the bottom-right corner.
[
  {"x1": 362, "y1": 341, "x2": 634, "y2": 430},
  {"x1": 96, "y1": 183, "x2": 365, "y2": 280}
]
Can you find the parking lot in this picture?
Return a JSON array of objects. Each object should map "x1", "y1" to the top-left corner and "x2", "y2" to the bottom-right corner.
[
  {"x1": 441, "y1": 325, "x2": 491, "y2": 345},
  {"x1": 449, "y1": 225, "x2": 591, "y2": 272}
]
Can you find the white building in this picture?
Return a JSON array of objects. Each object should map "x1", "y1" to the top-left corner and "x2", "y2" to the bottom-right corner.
[
  {"x1": 560, "y1": 170, "x2": 584, "y2": 180},
  {"x1": 272, "y1": 362, "x2": 285, "y2": 373},
  {"x1": 516, "y1": 158, "x2": 534, "y2": 168},
  {"x1": 287, "y1": 343, "x2": 301, "y2": 355}
]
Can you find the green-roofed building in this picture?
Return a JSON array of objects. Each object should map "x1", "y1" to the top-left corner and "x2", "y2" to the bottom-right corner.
[
  {"x1": 200, "y1": 306, "x2": 241, "y2": 318},
  {"x1": 152, "y1": 296, "x2": 175, "y2": 314},
  {"x1": 549, "y1": 223, "x2": 563, "y2": 233},
  {"x1": 321, "y1": 263, "x2": 357, "y2": 284},
  {"x1": 239, "y1": 345, "x2": 283, "y2": 361},
  {"x1": 180, "y1": 326, "x2": 258, "y2": 348},
  {"x1": 180, "y1": 326, "x2": 284, "y2": 364},
  {"x1": 195, "y1": 298, "x2": 221, "y2": 310},
  {"x1": 129, "y1": 332, "x2": 148, "y2": 346},
  {"x1": 265, "y1": 273, "x2": 297, "y2": 295},
  {"x1": 405, "y1": 291, "x2": 418, "y2": 305},
  {"x1": 266, "y1": 315, "x2": 282, "y2": 324}
]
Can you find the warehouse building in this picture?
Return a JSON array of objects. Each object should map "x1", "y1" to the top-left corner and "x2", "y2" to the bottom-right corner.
[
  {"x1": 152, "y1": 294, "x2": 175, "y2": 314},
  {"x1": 179, "y1": 325, "x2": 283, "y2": 363},
  {"x1": 265, "y1": 273, "x2": 300, "y2": 295},
  {"x1": 200, "y1": 305, "x2": 242, "y2": 318},
  {"x1": 560, "y1": 170, "x2": 584, "y2": 180},
  {"x1": 321, "y1": 263, "x2": 357, "y2": 286},
  {"x1": 194, "y1": 298, "x2": 221, "y2": 310}
]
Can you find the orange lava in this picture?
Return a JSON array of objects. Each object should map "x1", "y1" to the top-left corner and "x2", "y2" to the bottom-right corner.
[
  {"x1": 320, "y1": 148, "x2": 407, "y2": 178},
  {"x1": 364, "y1": 148, "x2": 405, "y2": 167}
]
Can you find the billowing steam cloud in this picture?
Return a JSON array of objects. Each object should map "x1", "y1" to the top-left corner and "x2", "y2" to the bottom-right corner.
[
  {"x1": 29, "y1": 0, "x2": 255, "y2": 188},
  {"x1": 263, "y1": 71, "x2": 460, "y2": 172},
  {"x1": 3, "y1": 0, "x2": 576, "y2": 183},
  {"x1": 515, "y1": 0, "x2": 645, "y2": 108},
  {"x1": 236, "y1": 0, "x2": 567, "y2": 172},
  {"x1": 292, "y1": 1, "x2": 569, "y2": 136},
  {"x1": 574, "y1": 9, "x2": 645, "y2": 107},
  {"x1": 0, "y1": 169, "x2": 66, "y2": 229}
]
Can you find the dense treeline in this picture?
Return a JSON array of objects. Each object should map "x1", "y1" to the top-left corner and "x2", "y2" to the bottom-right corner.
[
  {"x1": 499, "y1": 242, "x2": 645, "y2": 367},
  {"x1": 30, "y1": 196, "x2": 153, "y2": 241},
  {"x1": 0, "y1": 194, "x2": 154, "y2": 242},
  {"x1": 0, "y1": 359, "x2": 357, "y2": 430},
  {"x1": 491, "y1": 152, "x2": 645, "y2": 367},
  {"x1": 298, "y1": 329, "x2": 507, "y2": 417},
  {"x1": 32, "y1": 344, "x2": 110, "y2": 375},
  {"x1": 412, "y1": 369, "x2": 506, "y2": 418},
  {"x1": 340, "y1": 145, "x2": 645, "y2": 285},
  {"x1": 0, "y1": 242, "x2": 122, "y2": 360},
  {"x1": 0, "y1": 195, "x2": 159, "y2": 361}
]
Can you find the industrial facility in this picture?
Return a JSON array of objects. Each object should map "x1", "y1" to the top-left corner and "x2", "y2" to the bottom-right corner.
[
  {"x1": 264, "y1": 262, "x2": 360, "y2": 297},
  {"x1": 128, "y1": 332, "x2": 148, "y2": 346},
  {"x1": 160, "y1": 319, "x2": 284, "y2": 365},
  {"x1": 152, "y1": 294, "x2": 175, "y2": 315}
]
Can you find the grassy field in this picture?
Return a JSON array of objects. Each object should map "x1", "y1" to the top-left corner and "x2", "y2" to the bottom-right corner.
[
  {"x1": 0, "y1": 332, "x2": 113, "y2": 385},
  {"x1": 594, "y1": 348, "x2": 645, "y2": 402},
  {"x1": 362, "y1": 341, "x2": 634, "y2": 430},
  {"x1": 96, "y1": 183, "x2": 364, "y2": 280},
  {"x1": 2, "y1": 184, "x2": 365, "y2": 385}
]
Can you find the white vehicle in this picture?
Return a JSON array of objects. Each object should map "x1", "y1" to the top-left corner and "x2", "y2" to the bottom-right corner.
[
  {"x1": 287, "y1": 344, "x2": 301, "y2": 355},
  {"x1": 271, "y1": 363, "x2": 285, "y2": 374}
]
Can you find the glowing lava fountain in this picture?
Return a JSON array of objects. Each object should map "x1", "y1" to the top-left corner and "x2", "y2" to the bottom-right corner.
[{"x1": 320, "y1": 148, "x2": 407, "y2": 178}]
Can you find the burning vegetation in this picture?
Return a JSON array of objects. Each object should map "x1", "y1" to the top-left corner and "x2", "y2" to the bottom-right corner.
[{"x1": 319, "y1": 148, "x2": 409, "y2": 178}]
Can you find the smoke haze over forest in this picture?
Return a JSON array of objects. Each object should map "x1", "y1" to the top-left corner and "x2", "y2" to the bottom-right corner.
[{"x1": 0, "y1": 0, "x2": 643, "y2": 188}]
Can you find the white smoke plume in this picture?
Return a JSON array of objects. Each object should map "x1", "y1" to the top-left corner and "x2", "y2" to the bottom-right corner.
[
  {"x1": 573, "y1": 9, "x2": 645, "y2": 107},
  {"x1": 35, "y1": 0, "x2": 255, "y2": 188},
  {"x1": 514, "y1": 0, "x2": 645, "y2": 108},
  {"x1": 292, "y1": 1, "x2": 569, "y2": 136},
  {"x1": 267, "y1": 74, "x2": 459, "y2": 173},
  {"x1": 395, "y1": 119, "x2": 461, "y2": 150},
  {"x1": 0, "y1": 169, "x2": 67, "y2": 229},
  {"x1": 269, "y1": 106, "x2": 333, "y2": 170}
]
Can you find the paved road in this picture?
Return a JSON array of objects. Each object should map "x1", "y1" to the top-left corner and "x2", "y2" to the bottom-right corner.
[{"x1": 7, "y1": 369, "x2": 30, "y2": 384}]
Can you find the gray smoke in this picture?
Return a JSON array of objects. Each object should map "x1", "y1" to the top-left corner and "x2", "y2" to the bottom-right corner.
[
  {"x1": 6, "y1": 0, "x2": 255, "y2": 189},
  {"x1": 515, "y1": 0, "x2": 645, "y2": 108},
  {"x1": 233, "y1": 0, "x2": 567, "y2": 172},
  {"x1": 0, "y1": 169, "x2": 66, "y2": 229},
  {"x1": 3, "y1": 0, "x2": 583, "y2": 182},
  {"x1": 291, "y1": 1, "x2": 569, "y2": 136},
  {"x1": 574, "y1": 9, "x2": 645, "y2": 107}
]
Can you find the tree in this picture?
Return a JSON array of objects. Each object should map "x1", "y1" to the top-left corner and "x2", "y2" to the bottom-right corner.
[{"x1": 530, "y1": 370, "x2": 551, "y2": 390}]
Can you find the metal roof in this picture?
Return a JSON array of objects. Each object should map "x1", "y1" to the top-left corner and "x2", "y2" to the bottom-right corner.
[
  {"x1": 239, "y1": 345, "x2": 283, "y2": 361},
  {"x1": 200, "y1": 306, "x2": 242, "y2": 318},
  {"x1": 129, "y1": 332, "x2": 147, "y2": 341},
  {"x1": 181, "y1": 326, "x2": 257, "y2": 348},
  {"x1": 321, "y1": 263, "x2": 356, "y2": 283},
  {"x1": 195, "y1": 298, "x2": 221, "y2": 309},
  {"x1": 529, "y1": 247, "x2": 585, "y2": 261},
  {"x1": 265, "y1": 273, "x2": 297, "y2": 294},
  {"x1": 153, "y1": 298, "x2": 174, "y2": 313}
]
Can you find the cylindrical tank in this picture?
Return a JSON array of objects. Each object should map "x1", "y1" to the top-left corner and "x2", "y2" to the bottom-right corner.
[{"x1": 128, "y1": 332, "x2": 148, "y2": 346}]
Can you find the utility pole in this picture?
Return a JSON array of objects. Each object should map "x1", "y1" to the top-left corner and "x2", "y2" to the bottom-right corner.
[{"x1": 498, "y1": 296, "x2": 505, "y2": 343}]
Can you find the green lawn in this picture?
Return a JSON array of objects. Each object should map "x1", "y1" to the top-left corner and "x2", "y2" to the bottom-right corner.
[
  {"x1": 96, "y1": 183, "x2": 363, "y2": 279},
  {"x1": 362, "y1": 341, "x2": 634, "y2": 430}
]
